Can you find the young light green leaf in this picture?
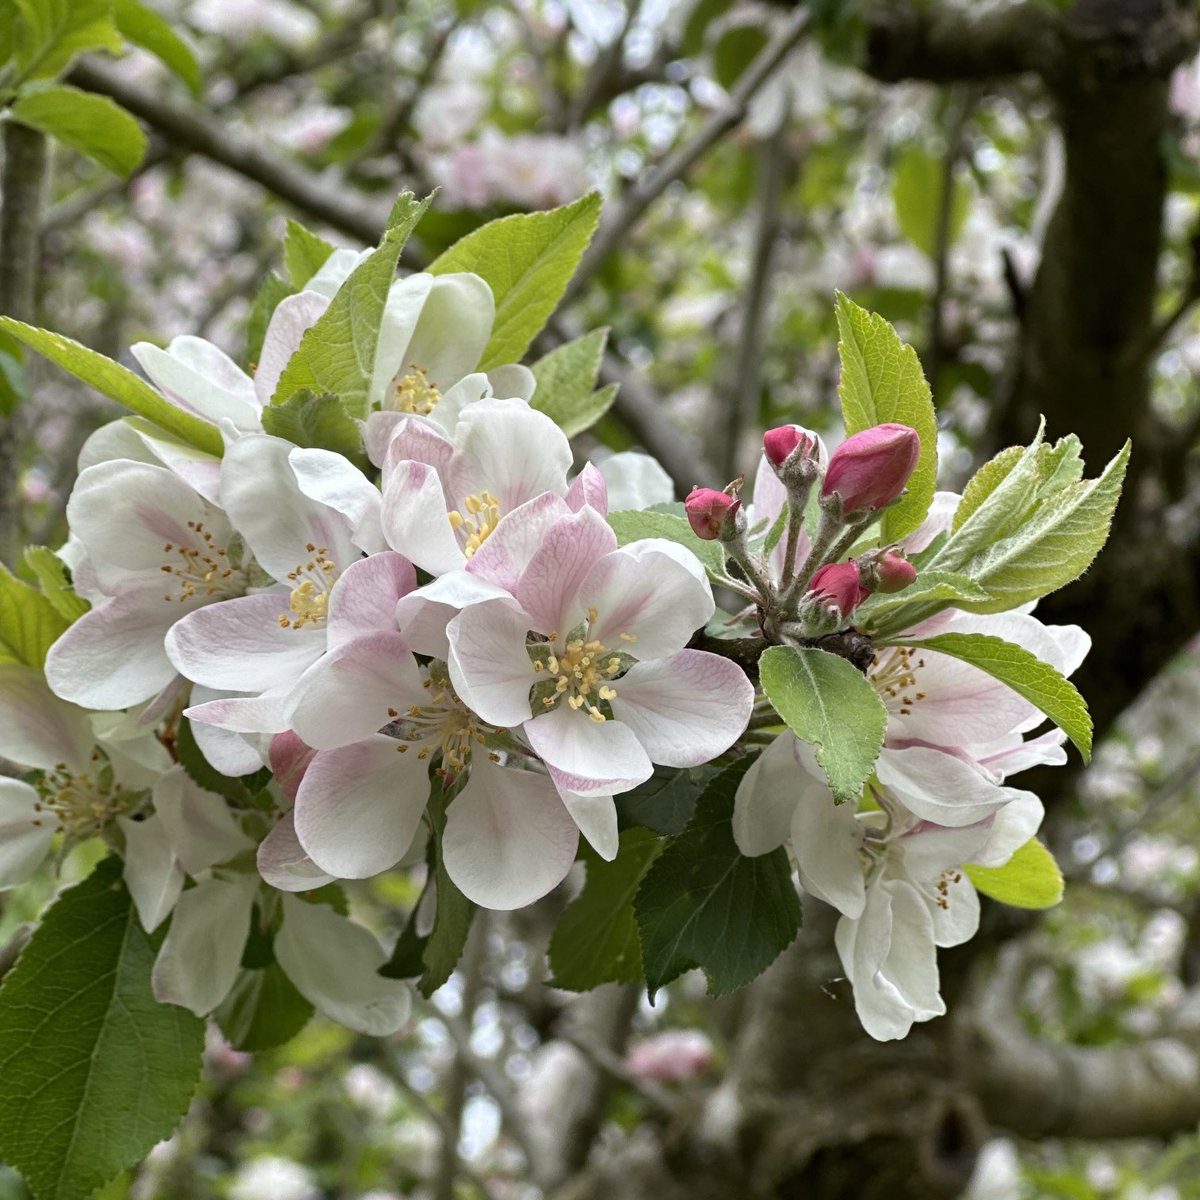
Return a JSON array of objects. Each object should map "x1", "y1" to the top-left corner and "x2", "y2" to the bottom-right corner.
[
  {"x1": 952, "y1": 444, "x2": 1023, "y2": 534},
  {"x1": 11, "y1": 84, "x2": 147, "y2": 177},
  {"x1": 0, "y1": 857, "x2": 205, "y2": 1200},
  {"x1": 529, "y1": 328, "x2": 618, "y2": 436},
  {"x1": 113, "y1": 0, "x2": 201, "y2": 94},
  {"x1": 886, "y1": 630, "x2": 1092, "y2": 760},
  {"x1": 606, "y1": 509, "x2": 725, "y2": 578},
  {"x1": 833, "y1": 293, "x2": 937, "y2": 542},
  {"x1": 891, "y1": 143, "x2": 970, "y2": 258},
  {"x1": 0, "y1": 318, "x2": 223, "y2": 456},
  {"x1": 22, "y1": 546, "x2": 89, "y2": 622},
  {"x1": 282, "y1": 219, "x2": 335, "y2": 290},
  {"x1": 634, "y1": 757, "x2": 801, "y2": 998},
  {"x1": 759, "y1": 644, "x2": 886, "y2": 802},
  {"x1": 855, "y1": 569, "x2": 990, "y2": 639},
  {"x1": 965, "y1": 837, "x2": 1063, "y2": 909},
  {"x1": 0, "y1": 562, "x2": 70, "y2": 668},
  {"x1": 10, "y1": 0, "x2": 122, "y2": 82},
  {"x1": 549, "y1": 828, "x2": 662, "y2": 991},
  {"x1": 428, "y1": 192, "x2": 602, "y2": 369},
  {"x1": 260, "y1": 389, "x2": 368, "y2": 470},
  {"x1": 273, "y1": 192, "x2": 431, "y2": 416}
]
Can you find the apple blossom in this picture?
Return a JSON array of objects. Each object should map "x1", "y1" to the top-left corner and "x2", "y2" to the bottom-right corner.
[{"x1": 821, "y1": 423, "x2": 920, "y2": 513}]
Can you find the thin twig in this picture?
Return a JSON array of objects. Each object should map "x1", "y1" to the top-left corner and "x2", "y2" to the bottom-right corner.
[{"x1": 567, "y1": 0, "x2": 644, "y2": 130}]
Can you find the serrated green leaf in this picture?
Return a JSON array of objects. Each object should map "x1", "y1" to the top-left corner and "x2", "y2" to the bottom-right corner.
[
  {"x1": 529, "y1": 328, "x2": 617, "y2": 437},
  {"x1": 216, "y1": 962, "x2": 313, "y2": 1053},
  {"x1": 0, "y1": 857, "x2": 205, "y2": 1200},
  {"x1": 634, "y1": 757, "x2": 800, "y2": 998},
  {"x1": 245, "y1": 271, "x2": 292, "y2": 369},
  {"x1": 889, "y1": 630, "x2": 1092, "y2": 761},
  {"x1": 428, "y1": 192, "x2": 602, "y2": 370},
  {"x1": 0, "y1": 561, "x2": 69, "y2": 668},
  {"x1": 549, "y1": 828, "x2": 661, "y2": 990},
  {"x1": 273, "y1": 192, "x2": 431, "y2": 416},
  {"x1": 616, "y1": 765, "x2": 719, "y2": 836},
  {"x1": 833, "y1": 293, "x2": 937, "y2": 541},
  {"x1": 965, "y1": 837, "x2": 1063, "y2": 910},
  {"x1": 260, "y1": 389, "x2": 367, "y2": 470},
  {"x1": 606, "y1": 509, "x2": 725, "y2": 578},
  {"x1": 283, "y1": 220, "x2": 334, "y2": 290},
  {"x1": 759, "y1": 644, "x2": 886, "y2": 802},
  {"x1": 0, "y1": 326, "x2": 28, "y2": 417},
  {"x1": 11, "y1": 0, "x2": 122, "y2": 81},
  {"x1": 113, "y1": 0, "x2": 200, "y2": 94},
  {"x1": 0, "y1": 318, "x2": 223, "y2": 456},
  {"x1": 952, "y1": 444, "x2": 1023, "y2": 534},
  {"x1": 856, "y1": 569, "x2": 989, "y2": 638},
  {"x1": 891, "y1": 143, "x2": 970, "y2": 258},
  {"x1": 11, "y1": 84, "x2": 146, "y2": 177},
  {"x1": 22, "y1": 546, "x2": 89, "y2": 622}
]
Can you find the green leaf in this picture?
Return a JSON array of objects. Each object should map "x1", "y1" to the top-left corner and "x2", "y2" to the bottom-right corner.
[
  {"x1": 855, "y1": 569, "x2": 989, "y2": 639},
  {"x1": 0, "y1": 327, "x2": 28, "y2": 418},
  {"x1": 606, "y1": 509, "x2": 725, "y2": 578},
  {"x1": 635, "y1": 757, "x2": 801, "y2": 998},
  {"x1": 965, "y1": 838, "x2": 1063, "y2": 910},
  {"x1": 759, "y1": 644, "x2": 886, "y2": 802},
  {"x1": 549, "y1": 828, "x2": 662, "y2": 991},
  {"x1": 282, "y1": 219, "x2": 334, "y2": 290},
  {"x1": 616, "y1": 766, "x2": 720, "y2": 836},
  {"x1": 887, "y1": 630, "x2": 1092, "y2": 761},
  {"x1": 260, "y1": 389, "x2": 368, "y2": 470},
  {"x1": 216, "y1": 963, "x2": 313, "y2": 1053},
  {"x1": 890, "y1": 143, "x2": 970, "y2": 258},
  {"x1": 712, "y1": 23, "x2": 768, "y2": 89},
  {"x1": 833, "y1": 293, "x2": 937, "y2": 541},
  {"x1": 428, "y1": 192, "x2": 602, "y2": 370},
  {"x1": 174, "y1": 716, "x2": 270, "y2": 802},
  {"x1": 952, "y1": 444, "x2": 1024, "y2": 534},
  {"x1": 245, "y1": 271, "x2": 292, "y2": 369},
  {"x1": 113, "y1": 0, "x2": 200, "y2": 94},
  {"x1": 0, "y1": 561, "x2": 69, "y2": 668},
  {"x1": 22, "y1": 546, "x2": 89, "y2": 622},
  {"x1": 0, "y1": 318, "x2": 223, "y2": 457},
  {"x1": 0, "y1": 857, "x2": 205, "y2": 1200},
  {"x1": 10, "y1": 84, "x2": 145, "y2": 177},
  {"x1": 273, "y1": 192, "x2": 431, "y2": 416},
  {"x1": 10, "y1": 0, "x2": 122, "y2": 81},
  {"x1": 529, "y1": 328, "x2": 617, "y2": 437}
]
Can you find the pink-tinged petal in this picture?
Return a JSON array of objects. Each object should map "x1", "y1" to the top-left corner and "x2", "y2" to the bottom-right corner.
[
  {"x1": 120, "y1": 814, "x2": 185, "y2": 932},
  {"x1": 609, "y1": 650, "x2": 753, "y2": 768},
  {"x1": 131, "y1": 336, "x2": 258, "y2": 430},
  {"x1": 566, "y1": 463, "x2": 609, "y2": 515},
  {"x1": 365, "y1": 410, "x2": 407, "y2": 468},
  {"x1": 326, "y1": 552, "x2": 415, "y2": 648},
  {"x1": 425, "y1": 372, "x2": 493, "y2": 433},
  {"x1": 380, "y1": 414, "x2": 455, "y2": 481},
  {"x1": 166, "y1": 591, "x2": 326, "y2": 692},
  {"x1": 187, "y1": 689, "x2": 266, "y2": 777},
  {"x1": 446, "y1": 602, "x2": 536, "y2": 728},
  {"x1": 269, "y1": 731, "x2": 315, "y2": 804},
  {"x1": 153, "y1": 766, "x2": 253, "y2": 874},
  {"x1": 0, "y1": 663, "x2": 93, "y2": 772},
  {"x1": 392, "y1": 592, "x2": 453, "y2": 659},
  {"x1": 581, "y1": 544, "x2": 714, "y2": 661},
  {"x1": 152, "y1": 876, "x2": 256, "y2": 1016},
  {"x1": 558, "y1": 790, "x2": 618, "y2": 860},
  {"x1": 733, "y1": 732, "x2": 803, "y2": 857},
  {"x1": 0, "y1": 779, "x2": 54, "y2": 888},
  {"x1": 876, "y1": 746, "x2": 1027, "y2": 828},
  {"x1": 290, "y1": 631, "x2": 424, "y2": 750},
  {"x1": 464, "y1": 491, "x2": 571, "y2": 592},
  {"x1": 485, "y1": 363, "x2": 535, "y2": 402},
  {"x1": 381, "y1": 459, "x2": 466, "y2": 576},
  {"x1": 368, "y1": 272, "x2": 437, "y2": 408},
  {"x1": 257, "y1": 810, "x2": 334, "y2": 891},
  {"x1": 120, "y1": 418, "x2": 224, "y2": 504},
  {"x1": 402, "y1": 272, "x2": 495, "y2": 395},
  {"x1": 597, "y1": 451, "x2": 673, "y2": 511},
  {"x1": 184, "y1": 689, "x2": 292, "y2": 735},
  {"x1": 524, "y1": 705, "x2": 653, "y2": 797},
  {"x1": 442, "y1": 759, "x2": 578, "y2": 909},
  {"x1": 975, "y1": 728, "x2": 1067, "y2": 780},
  {"x1": 45, "y1": 590, "x2": 182, "y2": 710},
  {"x1": 514, "y1": 506, "x2": 615, "y2": 635},
  {"x1": 294, "y1": 736, "x2": 429, "y2": 877},
  {"x1": 257, "y1": 291, "x2": 330, "y2": 405},
  {"x1": 275, "y1": 895, "x2": 412, "y2": 1035},
  {"x1": 290, "y1": 447, "x2": 385, "y2": 553}
]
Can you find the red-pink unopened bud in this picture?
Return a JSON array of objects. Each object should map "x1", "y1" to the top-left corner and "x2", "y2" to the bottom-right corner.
[
  {"x1": 822, "y1": 423, "x2": 920, "y2": 512},
  {"x1": 685, "y1": 487, "x2": 740, "y2": 540},
  {"x1": 874, "y1": 549, "x2": 917, "y2": 594},
  {"x1": 763, "y1": 424, "x2": 816, "y2": 469},
  {"x1": 808, "y1": 561, "x2": 871, "y2": 616}
]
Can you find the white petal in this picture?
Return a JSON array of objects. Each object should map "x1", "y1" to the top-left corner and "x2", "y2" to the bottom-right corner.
[
  {"x1": 369, "y1": 272, "x2": 437, "y2": 408},
  {"x1": 513, "y1": 505, "x2": 615, "y2": 635},
  {"x1": 733, "y1": 733, "x2": 802, "y2": 857},
  {"x1": 876, "y1": 746, "x2": 1021, "y2": 828},
  {"x1": 120, "y1": 814, "x2": 185, "y2": 931},
  {"x1": 306, "y1": 247, "x2": 370, "y2": 296},
  {"x1": 381, "y1": 459, "x2": 466, "y2": 576},
  {"x1": 597, "y1": 451, "x2": 673, "y2": 511},
  {"x1": 401, "y1": 272, "x2": 495, "y2": 395},
  {"x1": 153, "y1": 766, "x2": 253, "y2": 874},
  {"x1": 0, "y1": 663, "x2": 93, "y2": 772},
  {"x1": 131, "y1": 336, "x2": 257, "y2": 429},
  {"x1": 184, "y1": 689, "x2": 293, "y2": 735},
  {"x1": 256, "y1": 291, "x2": 330, "y2": 405},
  {"x1": 326, "y1": 552, "x2": 415, "y2": 648},
  {"x1": 0, "y1": 778, "x2": 54, "y2": 888},
  {"x1": 256, "y1": 810, "x2": 334, "y2": 892},
  {"x1": 485, "y1": 363, "x2": 535, "y2": 402},
  {"x1": 558, "y1": 790, "x2": 618, "y2": 860},
  {"x1": 524, "y1": 704, "x2": 653, "y2": 797},
  {"x1": 275, "y1": 894, "x2": 412, "y2": 1035},
  {"x1": 970, "y1": 794, "x2": 1045, "y2": 868},
  {"x1": 446, "y1": 602, "x2": 536, "y2": 728},
  {"x1": 187, "y1": 688, "x2": 266, "y2": 776},
  {"x1": 289, "y1": 447, "x2": 385, "y2": 553},
  {"x1": 463, "y1": 491, "x2": 571, "y2": 593}
]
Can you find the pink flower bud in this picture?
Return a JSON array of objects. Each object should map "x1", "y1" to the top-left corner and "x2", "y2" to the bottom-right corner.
[
  {"x1": 763, "y1": 424, "x2": 817, "y2": 469},
  {"x1": 807, "y1": 561, "x2": 871, "y2": 616},
  {"x1": 685, "y1": 487, "x2": 740, "y2": 540},
  {"x1": 821, "y1": 423, "x2": 920, "y2": 513},
  {"x1": 269, "y1": 730, "x2": 316, "y2": 805},
  {"x1": 874, "y1": 549, "x2": 917, "y2": 594}
]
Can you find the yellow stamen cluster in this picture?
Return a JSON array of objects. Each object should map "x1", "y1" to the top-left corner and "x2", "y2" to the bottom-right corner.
[
  {"x1": 393, "y1": 363, "x2": 441, "y2": 415},
  {"x1": 447, "y1": 491, "x2": 501, "y2": 558},
  {"x1": 32, "y1": 751, "x2": 133, "y2": 838},
  {"x1": 159, "y1": 520, "x2": 237, "y2": 603},
  {"x1": 278, "y1": 544, "x2": 337, "y2": 630},
  {"x1": 386, "y1": 676, "x2": 489, "y2": 775},
  {"x1": 534, "y1": 608, "x2": 625, "y2": 723},
  {"x1": 868, "y1": 646, "x2": 927, "y2": 716}
]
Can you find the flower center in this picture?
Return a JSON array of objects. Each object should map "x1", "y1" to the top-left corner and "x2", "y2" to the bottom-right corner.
[
  {"x1": 392, "y1": 364, "x2": 441, "y2": 415},
  {"x1": 33, "y1": 751, "x2": 138, "y2": 838},
  {"x1": 531, "y1": 609, "x2": 634, "y2": 723},
  {"x1": 868, "y1": 646, "x2": 927, "y2": 717},
  {"x1": 278, "y1": 544, "x2": 338, "y2": 630},
  {"x1": 447, "y1": 491, "x2": 501, "y2": 558},
  {"x1": 159, "y1": 520, "x2": 243, "y2": 603},
  {"x1": 382, "y1": 673, "x2": 491, "y2": 776}
]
